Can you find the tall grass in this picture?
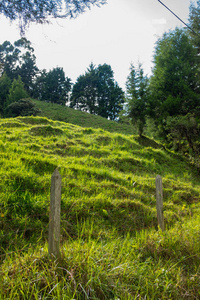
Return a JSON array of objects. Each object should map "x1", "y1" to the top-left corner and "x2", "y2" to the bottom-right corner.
[{"x1": 0, "y1": 116, "x2": 200, "y2": 299}]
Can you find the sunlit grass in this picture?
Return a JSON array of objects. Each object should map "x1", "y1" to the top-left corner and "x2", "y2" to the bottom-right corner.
[
  {"x1": 0, "y1": 116, "x2": 200, "y2": 298},
  {"x1": 0, "y1": 215, "x2": 199, "y2": 299}
]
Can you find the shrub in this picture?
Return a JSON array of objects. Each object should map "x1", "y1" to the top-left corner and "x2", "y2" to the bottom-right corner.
[{"x1": 5, "y1": 98, "x2": 41, "y2": 117}]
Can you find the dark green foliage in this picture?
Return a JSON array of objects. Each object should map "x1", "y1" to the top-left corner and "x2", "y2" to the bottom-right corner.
[
  {"x1": 5, "y1": 98, "x2": 41, "y2": 117},
  {"x1": 148, "y1": 28, "x2": 200, "y2": 152},
  {"x1": 124, "y1": 63, "x2": 149, "y2": 136},
  {"x1": 70, "y1": 63, "x2": 99, "y2": 114},
  {"x1": 188, "y1": 0, "x2": 200, "y2": 54},
  {"x1": 6, "y1": 76, "x2": 29, "y2": 106},
  {"x1": 70, "y1": 63, "x2": 124, "y2": 120},
  {"x1": 188, "y1": 0, "x2": 200, "y2": 98},
  {"x1": 0, "y1": 0, "x2": 107, "y2": 34},
  {"x1": 149, "y1": 28, "x2": 199, "y2": 122},
  {"x1": 0, "y1": 40, "x2": 17, "y2": 80},
  {"x1": 166, "y1": 113, "x2": 200, "y2": 154},
  {"x1": 97, "y1": 64, "x2": 124, "y2": 120},
  {"x1": 0, "y1": 38, "x2": 38, "y2": 94},
  {"x1": 33, "y1": 67, "x2": 72, "y2": 105},
  {"x1": 0, "y1": 73, "x2": 11, "y2": 115}
]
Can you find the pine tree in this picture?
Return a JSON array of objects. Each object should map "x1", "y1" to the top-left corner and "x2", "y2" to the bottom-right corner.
[{"x1": 125, "y1": 63, "x2": 149, "y2": 136}]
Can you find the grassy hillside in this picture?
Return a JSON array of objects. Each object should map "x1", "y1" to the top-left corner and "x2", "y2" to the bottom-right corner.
[
  {"x1": 0, "y1": 116, "x2": 200, "y2": 299},
  {"x1": 32, "y1": 99, "x2": 136, "y2": 135}
]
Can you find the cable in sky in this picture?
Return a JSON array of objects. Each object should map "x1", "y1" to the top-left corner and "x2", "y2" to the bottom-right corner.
[{"x1": 157, "y1": 0, "x2": 197, "y2": 35}]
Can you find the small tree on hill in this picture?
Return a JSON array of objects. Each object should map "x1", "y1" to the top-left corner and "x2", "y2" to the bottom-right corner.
[
  {"x1": 124, "y1": 63, "x2": 149, "y2": 136},
  {"x1": 6, "y1": 76, "x2": 29, "y2": 106}
]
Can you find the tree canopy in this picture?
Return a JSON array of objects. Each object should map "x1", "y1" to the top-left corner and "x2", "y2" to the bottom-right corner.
[
  {"x1": 33, "y1": 67, "x2": 72, "y2": 105},
  {"x1": 124, "y1": 63, "x2": 149, "y2": 136},
  {"x1": 6, "y1": 76, "x2": 29, "y2": 106},
  {"x1": 149, "y1": 28, "x2": 199, "y2": 123},
  {"x1": 188, "y1": 0, "x2": 200, "y2": 53},
  {"x1": 70, "y1": 63, "x2": 124, "y2": 120},
  {"x1": 0, "y1": 0, "x2": 107, "y2": 34},
  {"x1": 0, "y1": 38, "x2": 38, "y2": 93}
]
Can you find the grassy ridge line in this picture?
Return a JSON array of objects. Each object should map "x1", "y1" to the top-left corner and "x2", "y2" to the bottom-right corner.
[
  {"x1": 0, "y1": 116, "x2": 200, "y2": 299},
  {"x1": 32, "y1": 99, "x2": 136, "y2": 135}
]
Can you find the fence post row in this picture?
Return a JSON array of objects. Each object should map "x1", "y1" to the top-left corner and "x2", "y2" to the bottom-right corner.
[
  {"x1": 156, "y1": 175, "x2": 165, "y2": 231},
  {"x1": 48, "y1": 170, "x2": 164, "y2": 258},
  {"x1": 48, "y1": 168, "x2": 62, "y2": 258}
]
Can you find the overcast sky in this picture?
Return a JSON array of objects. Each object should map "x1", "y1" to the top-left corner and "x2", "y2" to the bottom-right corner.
[{"x1": 0, "y1": 0, "x2": 195, "y2": 90}]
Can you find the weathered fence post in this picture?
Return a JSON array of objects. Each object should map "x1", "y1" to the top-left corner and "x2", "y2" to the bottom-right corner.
[
  {"x1": 156, "y1": 175, "x2": 165, "y2": 231},
  {"x1": 48, "y1": 168, "x2": 62, "y2": 258}
]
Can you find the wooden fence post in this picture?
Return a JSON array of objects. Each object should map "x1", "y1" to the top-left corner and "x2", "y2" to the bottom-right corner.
[
  {"x1": 48, "y1": 168, "x2": 62, "y2": 258},
  {"x1": 156, "y1": 175, "x2": 165, "y2": 231}
]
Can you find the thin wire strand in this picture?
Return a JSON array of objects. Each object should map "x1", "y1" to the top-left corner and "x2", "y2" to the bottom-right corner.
[{"x1": 157, "y1": 0, "x2": 197, "y2": 35}]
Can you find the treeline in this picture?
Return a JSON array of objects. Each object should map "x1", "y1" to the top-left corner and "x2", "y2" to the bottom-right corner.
[
  {"x1": 0, "y1": 1, "x2": 199, "y2": 155},
  {"x1": 0, "y1": 38, "x2": 72, "y2": 116},
  {"x1": 0, "y1": 39, "x2": 124, "y2": 120}
]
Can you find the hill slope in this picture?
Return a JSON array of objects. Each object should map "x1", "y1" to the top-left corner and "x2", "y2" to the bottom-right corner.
[
  {"x1": 32, "y1": 99, "x2": 136, "y2": 135},
  {"x1": 0, "y1": 116, "x2": 200, "y2": 299}
]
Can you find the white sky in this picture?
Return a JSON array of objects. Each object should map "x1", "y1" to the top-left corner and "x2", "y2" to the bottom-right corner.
[{"x1": 0, "y1": 0, "x2": 195, "y2": 90}]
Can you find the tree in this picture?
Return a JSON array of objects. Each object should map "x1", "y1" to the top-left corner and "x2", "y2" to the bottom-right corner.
[
  {"x1": 34, "y1": 67, "x2": 72, "y2": 105},
  {"x1": 0, "y1": 73, "x2": 11, "y2": 115},
  {"x1": 6, "y1": 76, "x2": 29, "y2": 106},
  {"x1": 124, "y1": 63, "x2": 149, "y2": 136},
  {"x1": 188, "y1": 0, "x2": 200, "y2": 91},
  {"x1": 188, "y1": 0, "x2": 200, "y2": 54},
  {"x1": 0, "y1": 41, "x2": 19, "y2": 80},
  {"x1": 148, "y1": 27, "x2": 200, "y2": 153},
  {"x1": 0, "y1": 38, "x2": 38, "y2": 93},
  {"x1": 70, "y1": 63, "x2": 98, "y2": 114},
  {"x1": 70, "y1": 63, "x2": 124, "y2": 120},
  {"x1": 0, "y1": 0, "x2": 107, "y2": 34},
  {"x1": 14, "y1": 39, "x2": 39, "y2": 94},
  {"x1": 149, "y1": 28, "x2": 199, "y2": 126},
  {"x1": 96, "y1": 64, "x2": 124, "y2": 120}
]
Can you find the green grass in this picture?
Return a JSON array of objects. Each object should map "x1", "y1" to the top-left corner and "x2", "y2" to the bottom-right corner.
[
  {"x1": 32, "y1": 99, "x2": 136, "y2": 135},
  {"x1": 0, "y1": 116, "x2": 200, "y2": 299}
]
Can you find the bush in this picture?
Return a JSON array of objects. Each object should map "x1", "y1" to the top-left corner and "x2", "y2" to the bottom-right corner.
[
  {"x1": 166, "y1": 113, "x2": 200, "y2": 155},
  {"x1": 5, "y1": 98, "x2": 41, "y2": 117}
]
